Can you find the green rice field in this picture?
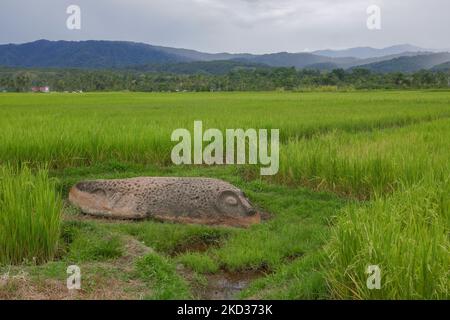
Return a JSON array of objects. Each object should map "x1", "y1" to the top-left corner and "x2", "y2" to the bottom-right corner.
[{"x1": 0, "y1": 91, "x2": 448, "y2": 299}]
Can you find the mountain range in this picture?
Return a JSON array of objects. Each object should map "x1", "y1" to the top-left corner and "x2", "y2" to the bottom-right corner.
[
  {"x1": 312, "y1": 44, "x2": 431, "y2": 59},
  {"x1": 0, "y1": 40, "x2": 449, "y2": 74}
]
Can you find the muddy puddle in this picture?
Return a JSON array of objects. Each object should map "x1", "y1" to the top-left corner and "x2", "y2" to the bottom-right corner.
[{"x1": 197, "y1": 270, "x2": 266, "y2": 300}]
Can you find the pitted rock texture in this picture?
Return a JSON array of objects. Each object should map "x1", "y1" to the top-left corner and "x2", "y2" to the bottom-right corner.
[{"x1": 69, "y1": 177, "x2": 260, "y2": 228}]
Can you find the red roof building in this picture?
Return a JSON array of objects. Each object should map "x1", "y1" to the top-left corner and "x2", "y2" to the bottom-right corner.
[{"x1": 31, "y1": 86, "x2": 50, "y2": 93}]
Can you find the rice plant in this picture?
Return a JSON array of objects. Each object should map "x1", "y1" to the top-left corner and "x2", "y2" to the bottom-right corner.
[
  {"x1": 326, "y1": 179, "x2": 450, "y2": 299},
  {"x1": 278, "y1": 118, "x2": 450, "y2": 199},
  {"x1": 0, "y1": 165, "x2": 62, "y2": 265}
]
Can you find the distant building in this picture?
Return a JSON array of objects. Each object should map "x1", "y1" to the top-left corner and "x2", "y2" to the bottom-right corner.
[{"x1": 31, "y1": 86, "x2": 50, "y2": 93}]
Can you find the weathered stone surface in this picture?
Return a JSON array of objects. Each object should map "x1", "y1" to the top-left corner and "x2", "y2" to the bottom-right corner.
[{"x1": 69, "y1": 177, "x2": 260, "y2": 228}]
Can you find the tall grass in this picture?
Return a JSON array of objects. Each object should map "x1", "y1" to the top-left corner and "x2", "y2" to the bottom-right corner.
[
  {"x1": 0, "y1": 166, "x2": 62, "y2": 265},
  {"x1": 277, "y1": 118, "x2": 450, "y2": 199},
  {"x1": 326, "y1": 179, "x2": 450, "y2": 299}
]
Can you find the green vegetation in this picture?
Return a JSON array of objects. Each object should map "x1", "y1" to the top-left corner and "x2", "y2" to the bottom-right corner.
[
  {"x1": 178, "y1": 253, "x2": 220, "y2": 274},
  {"x1": 240, "y1": 252, "x2": 329, "y2": 299},
  {"x1": 277, "y1": 117, "x2": 450, "y2": 198},
  {"x1": 327, "y1": 180, "x2": 450, "y2": 299},
  {"x1": 0, "y1": 166, "x2": 62, "y2": 265},
  {"x1": 1, "y1": 66, "x2": 449, "y2": 92},
  {"x1": 0, "y1": 91, "x2": 448, "y2": 300},
  {"x1": 135, "y1": 253, "x2": 191, "y2": 299},
  {"x1": 113, "y1": 220, "x2": 230, "y2": 255},
  {"x1": 62, "y1": 222, "x2": 124, "y2": 263},
  {"x1": 1, "y1": 91, "x2": 450, "y2": 167}
]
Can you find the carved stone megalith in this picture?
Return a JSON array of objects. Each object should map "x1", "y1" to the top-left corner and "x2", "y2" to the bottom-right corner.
[{"x1": 69, "y1": 177, "x2": 260, "y2": 228}]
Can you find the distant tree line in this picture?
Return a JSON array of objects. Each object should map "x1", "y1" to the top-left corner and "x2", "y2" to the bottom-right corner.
[{"x1": 0, "y1": 67, "x2": 449, "y2": 92}]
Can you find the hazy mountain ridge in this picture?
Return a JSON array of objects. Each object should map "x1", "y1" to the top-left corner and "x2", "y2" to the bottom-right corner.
[
  {"x1": 430, "y1": 61, "x2": 450, "y2": 71},
  {"x1": 232, "y1": 52, "x2": 358, "y2": 69},
  {"x1": 354, "y1": 52, "x2": 450, "y2": 73},
  {"x1": 312, "y1": 44, "x2": 430, "y2": 59},
  {"x1": 0, "y1": 40, "x2": 448, "y2": 73}
]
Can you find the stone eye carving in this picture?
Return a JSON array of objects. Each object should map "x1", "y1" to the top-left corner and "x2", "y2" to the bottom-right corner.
[
  {"x1": 216, "y1": 190, "x2": 243, "y2": 215},
  {"x1": 225, "y1": 195, "x2": 238, "y2": 206}
]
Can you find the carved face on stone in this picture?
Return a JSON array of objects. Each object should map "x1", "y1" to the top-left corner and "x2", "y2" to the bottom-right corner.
[
  {"x1": 216, "y1": 190, "x2": 257, "y2": 217},
  {"x1": 69, "y1": 177, "x2": 261, "y2": 228}
]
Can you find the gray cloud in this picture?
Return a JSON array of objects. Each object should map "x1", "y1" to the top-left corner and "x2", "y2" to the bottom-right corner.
[{"x1": 1, "y1": 0, "x2": 449, "y2": 53}]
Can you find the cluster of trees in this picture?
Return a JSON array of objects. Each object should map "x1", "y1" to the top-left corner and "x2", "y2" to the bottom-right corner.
[{"x1": 0, "y1": 67, "x2": 449, "y2": 92}]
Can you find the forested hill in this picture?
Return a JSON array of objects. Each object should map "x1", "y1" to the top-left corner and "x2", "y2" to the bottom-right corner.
[
  {"x1": 0, "y1": 40, "x2": 356, "y2": 69},
  {"x1": 0, "y1": 40, "x2": 191, "y2": 68},
  {"x1": 1, "y1": 40, "x2": 448, "y2": 73},
  {"x1": 128, "y1": 60, "x2": 270, "y2": 75}
]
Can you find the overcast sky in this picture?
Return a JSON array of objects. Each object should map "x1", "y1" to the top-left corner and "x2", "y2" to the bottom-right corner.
[{"x1": 1, "y1": 0, "x2": 449, "y2": 53}]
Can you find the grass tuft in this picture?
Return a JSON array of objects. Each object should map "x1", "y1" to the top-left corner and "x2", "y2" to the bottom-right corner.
[
  {"x1": 0, "y1": 165, "x2": 62, "y2": 265},
  {"x1": 135, "y1": 253, "x2": 191, "y2": 299},
  {"x1": 326, "y1": 179, "x2": 450, "y2": 299}
]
